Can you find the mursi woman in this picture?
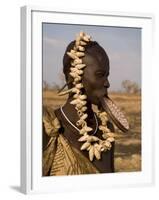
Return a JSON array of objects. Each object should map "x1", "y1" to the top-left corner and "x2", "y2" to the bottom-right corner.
[{"x1": 42, "y1": 31, "x2": 129, "y2": 176}]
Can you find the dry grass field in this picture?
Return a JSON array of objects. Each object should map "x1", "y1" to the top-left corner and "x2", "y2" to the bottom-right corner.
[{"x1": 43, "y1": 90, "x2": 141, "y2": 173}]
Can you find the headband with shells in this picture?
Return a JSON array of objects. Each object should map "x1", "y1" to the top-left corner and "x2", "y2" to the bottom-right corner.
[{"x1": 59, "y1": 32, "x2": 115, "y2": 161}]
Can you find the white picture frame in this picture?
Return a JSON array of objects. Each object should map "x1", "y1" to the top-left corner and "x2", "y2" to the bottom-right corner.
[{"x1": 21, "y1": 5, "x2": 154, "y2": 194}]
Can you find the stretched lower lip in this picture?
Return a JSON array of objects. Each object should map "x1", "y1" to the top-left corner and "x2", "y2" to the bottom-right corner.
[{"x1": 99, "y1": 96, "x2": 129, "y2": 133}]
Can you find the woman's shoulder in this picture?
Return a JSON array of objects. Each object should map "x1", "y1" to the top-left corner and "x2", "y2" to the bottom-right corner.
[
  {"x1": 43, "y1": 105, "x2": 61, "y2": 137},
  {"x1": 43, "y1": 105, "x2": 56, "y2": 118}
]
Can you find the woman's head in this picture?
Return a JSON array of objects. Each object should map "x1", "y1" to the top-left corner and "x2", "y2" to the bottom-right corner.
[{"x1": 63, "y1": 40, "x2": 110, "y2": 105}]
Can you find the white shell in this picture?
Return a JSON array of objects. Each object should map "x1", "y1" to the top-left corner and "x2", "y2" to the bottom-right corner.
[
  {"x1": 104, "y1": 141, "x2": 112, "y2": 149},
  {"x1": 79, "y1": 129, "x2": 87, "y2": 135},
  {"x1": 80, "y1": 113, "x2": 88, "y2": 120},
  {"x1": 75, "y1": 103, "x2": 84, "y2": 109},
  {"x1": 102, "y1": 133, "x2": 107, "y2": 139},
  {"x1": 76, "y1": 119, "x2": 85, "y2": 127},
  {"x1": 80, "y1": 41, "x2": 87, "y2": 46},
  {"x1": 67, "y1": 52, "x2": 77, "y2": 59},
  {"x1": 69, "y1": 72, "x2": 78, "y2": 78},
  {"x1": 94, "y1": 147, "x2": 101, "y2": 160},
  {"x1": 75, "y1": 83, "x2": 84, "y2": 89},
  {"x1": 70, "y1": 99, "x2": 80, "y2": 105},
  {"x1": 84, "y1": 126, "x2": 93, "y2": 132},
  {"x1": 75, "y1": 41, "x2": 80, "y2": 47},
  {"x1": 73, "y1": 94, "x2": 79, "y2": 98},
  {"x1": 83, "y1": 35, "x2": 90, "y2": 42},
  {"x1": 87, "y1": 136, "x2": 99, "y2": 142},
  {"x1": 99, "y1": 116, "x2": 107, "y2": 121},
  {"x1": 70, "y1": 68, "x2": 83, "y2": 75},
  {"x1": 76, "y1": 64, "x2": 86, "y2": 69},
  {"x1": 77, "y1": 70, "x2": 83, "y2": 75},
  {"x1": 99, "y1": 125, "x2": 110, "y2": 133},
  {"x1": 78, "y1": 46, "x2": 85, "y2": 51},
  {"x1": 79, "y1": 95, "x2": 87, "y2": 100},
  {"x1": 81, "y1": 106, "x2": 87, "y2": 112},
  {"x1": 74, "y1": 59, "x2": 82, "y2": 65},
  {"x1": 98, "y1": 112, "x2": 107, "y2": 118},
  {"x1": 79, "y1": 126, "x2": 93, "y2": 135},
  {"x1": 80, "y1": 100, "x2": 87, "y2": 106},
  {"x1": 76, "y1": 35, "x2": 81, "y2": 42},
  {"x1": 77, "y1": 110, "x2": 83, "y2": 116},
  {"x1": 70, "y1": 49, "x2": 76, "y2": 53},
  {"x1": 70, "y1": 67, "x2": 78, "y2": 72},
  {"x1": 71, "y1": 88, "x2": 80, "y2": 94},
  {"x1": 71, "y1": 61, "x2": 76, "y2": 66},
  {"x1": 89, "y1": 146, "x2": 94, "y2": 161},
  {"x1": 75, "y1": 52, "x2": 85, "y2": 57},
  {"x1": 79, "y1": 31, "x2": 84, "y2": 37},
  {"x1": 100, "y1": 120, "x2": 107, "y2": 126},
  {"x1": 78, "y1": 135, "x2": 89, "y2": 142},
  {"x1": 81, "y1": 142, "x2": 91, "y2": 150},
  {"x1": 74, "y1": 77, "x2": 82, "y2": 82}
]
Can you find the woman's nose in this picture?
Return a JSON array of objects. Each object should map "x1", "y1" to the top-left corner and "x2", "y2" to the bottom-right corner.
[{"x1": 104, "y1": 79, "x2": 110, "y2": 88}]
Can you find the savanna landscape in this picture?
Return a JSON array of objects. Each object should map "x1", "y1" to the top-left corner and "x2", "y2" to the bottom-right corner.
[{"x1": 43, "y1": 89, "x2": 141, "y2": 172}]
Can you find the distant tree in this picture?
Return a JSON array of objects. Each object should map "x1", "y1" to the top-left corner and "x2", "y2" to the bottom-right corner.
[
  {"x1": 122, "y1": 80, "x2": 140, "y2": 94},
  {"x1": 51, "y1": 82, "x2": 60, "y2": 91}
]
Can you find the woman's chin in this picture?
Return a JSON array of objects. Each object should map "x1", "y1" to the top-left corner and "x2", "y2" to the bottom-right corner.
[
  {"x1": 87, "y1": 94, "x2": 107, "y2": 106},
  {"x1": 90, "y1": 98, "x2": 102, "y2": 106}
]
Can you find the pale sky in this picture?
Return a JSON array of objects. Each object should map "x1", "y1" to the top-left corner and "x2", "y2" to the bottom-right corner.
[{"x1": 42, "y1": 23, "x2": 141, "y2": 91}]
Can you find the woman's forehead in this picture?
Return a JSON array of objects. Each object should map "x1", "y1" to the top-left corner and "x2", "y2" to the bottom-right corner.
[{"x1": 82, "y1": 53, "x2": 109, "y2": 71}]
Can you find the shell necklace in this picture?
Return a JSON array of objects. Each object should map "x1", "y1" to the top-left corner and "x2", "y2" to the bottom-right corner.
[{"x1": 58, "y1": 31, "x2": 115, "y2": 161}]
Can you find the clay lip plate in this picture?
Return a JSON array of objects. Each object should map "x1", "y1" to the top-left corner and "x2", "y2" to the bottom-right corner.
[{"x1": 100, "y1": 96, "x2": 129, "y2": 133}]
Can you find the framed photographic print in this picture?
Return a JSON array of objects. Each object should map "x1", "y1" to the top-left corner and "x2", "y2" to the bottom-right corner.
[{"x1": 21, "y1": 6, "x2": 154, "y2": 194}]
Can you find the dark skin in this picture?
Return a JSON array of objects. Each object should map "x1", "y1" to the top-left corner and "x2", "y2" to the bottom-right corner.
[{"x1": 62, "y1": 49, "x2": 110, "y2": 132}]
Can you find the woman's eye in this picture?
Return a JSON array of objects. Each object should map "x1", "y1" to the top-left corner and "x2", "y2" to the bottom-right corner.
[{"x1": 96, "y1": 73, "x2": 105, "y2": 77}]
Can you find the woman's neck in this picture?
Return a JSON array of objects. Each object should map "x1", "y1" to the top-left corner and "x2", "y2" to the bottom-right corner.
[{"x1": 62, "y1": 95, "x2": 95, "y2": 126}]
